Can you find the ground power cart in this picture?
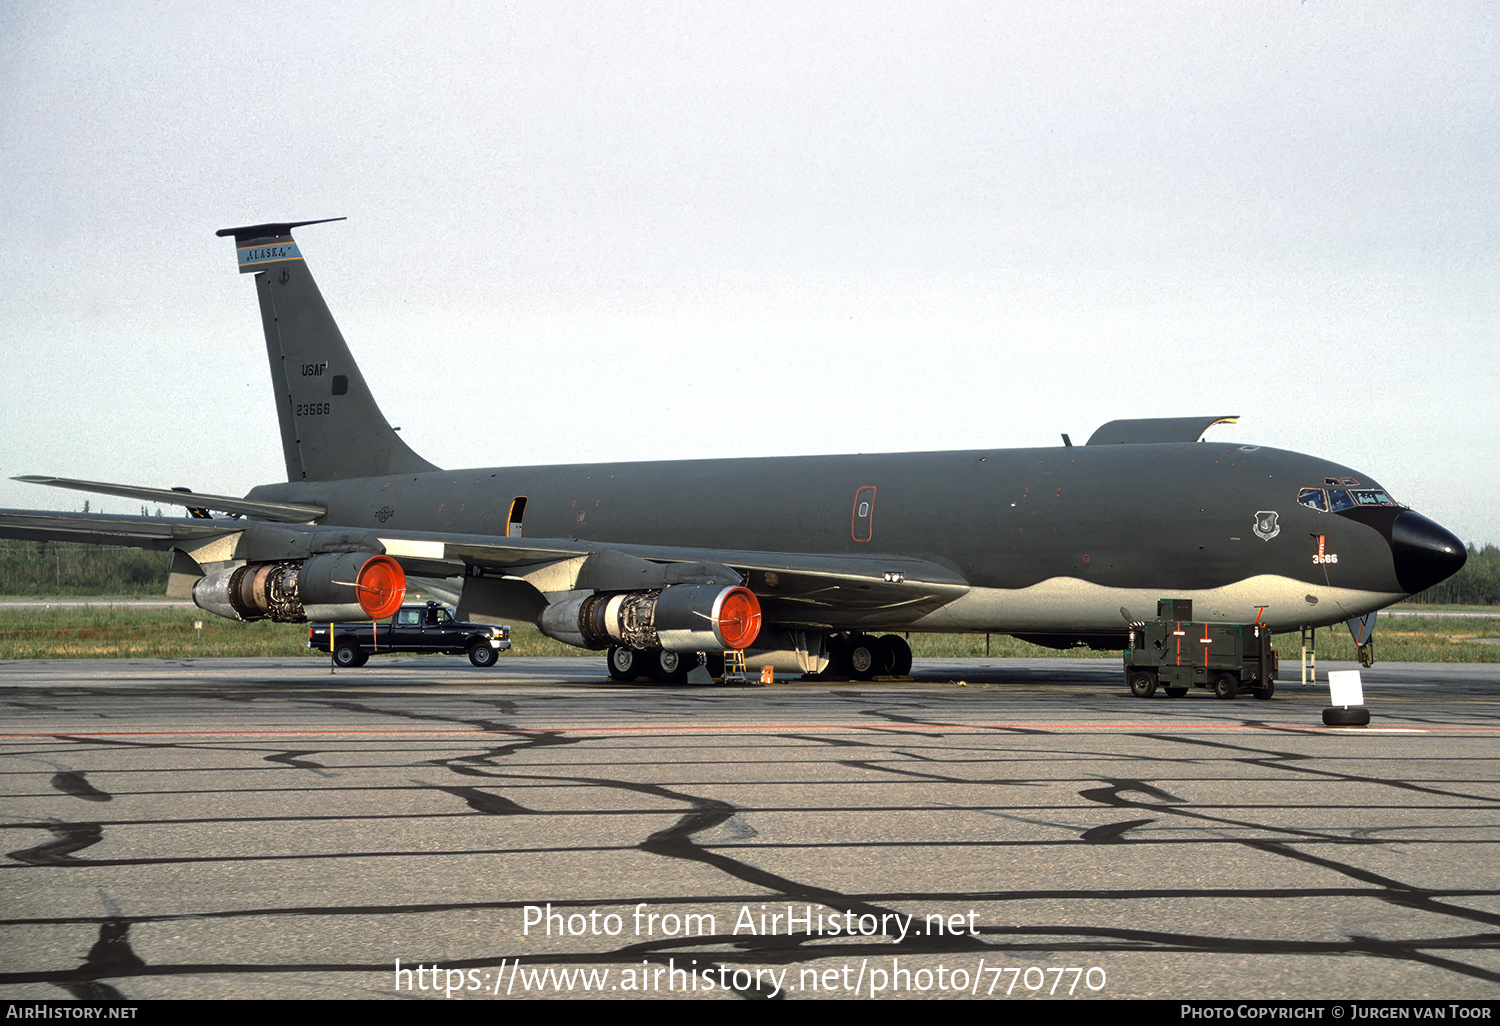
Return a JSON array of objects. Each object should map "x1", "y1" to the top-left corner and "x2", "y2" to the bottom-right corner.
[{"x1": 1125, "y1": 599, "x2": 1278, "y2": 700}]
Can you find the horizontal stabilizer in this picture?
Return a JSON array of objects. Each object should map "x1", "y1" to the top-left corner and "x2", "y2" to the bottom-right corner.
[
  {"x1": 13, "y1": 476, "x2": 326, "y2": 522},
  {"x1": 1087, "y1": 416, "x2": 1238, "y2": 445},
  {"x1": 215, "y1": 218, "x2": 346, "y2": 243}
]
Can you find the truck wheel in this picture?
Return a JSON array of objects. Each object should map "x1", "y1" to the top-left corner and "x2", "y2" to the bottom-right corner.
[
  {"x1": 1213, "y1": 673, "x2": 1240, "y2": 700},
  {"x1": 1254, "y1": 680, "x2": 1275, "y2": 700},
  {"x1": 468, "y1": 642, "x2": 498, "y2": 668},
  {"x1": 1128, "y1": 671, "x2": 1158, "y2": 698},
  {"x1": 1165, "y1": 687, "x2": 1188, "y2": 698},
  {"x1": 608, "y1": 645, "x2": 642, "y2": 681},
  {"x1": 333, "y1": 642, "x2": 364, "y2": 668}
]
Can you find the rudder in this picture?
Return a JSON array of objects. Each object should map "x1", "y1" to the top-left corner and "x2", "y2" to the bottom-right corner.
[{"x1": 216, "y1": 219, "x2": 438, "y2": 482}]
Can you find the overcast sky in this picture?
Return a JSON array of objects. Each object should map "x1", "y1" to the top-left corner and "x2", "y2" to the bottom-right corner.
[{"x1": 2, "y1": 1, "x2": 1496, "y2": 545}]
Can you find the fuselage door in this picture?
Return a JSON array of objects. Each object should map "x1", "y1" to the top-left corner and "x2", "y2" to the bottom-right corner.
[
  {"x1": 507, "y1": 496, "x2": 528, "y2": 538},
  {"x1": 851, "y1": 486, "x2": 876, "y2": 543}
]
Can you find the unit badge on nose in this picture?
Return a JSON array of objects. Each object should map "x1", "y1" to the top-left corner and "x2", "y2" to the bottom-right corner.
[{"x1": 1252, "y1": 511, "x2": 1280, "y2": 541}]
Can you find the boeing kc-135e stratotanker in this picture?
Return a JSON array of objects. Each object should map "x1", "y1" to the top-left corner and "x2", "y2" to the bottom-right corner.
[{"x1": 0, "y1": 219, "x2": 1468, "y2": 683}]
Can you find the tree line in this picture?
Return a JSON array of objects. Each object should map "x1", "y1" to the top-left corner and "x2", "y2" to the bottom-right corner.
[
  {"x1": 1405, "y1": 543, "x2": 1500, "y2": 606},
  {"x1": 0, "y1": 540, "x2": 167, "y2": 596}
]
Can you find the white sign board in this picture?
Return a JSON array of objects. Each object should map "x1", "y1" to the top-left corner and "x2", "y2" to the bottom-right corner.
[{"x1": 1327, "y1": 669, "x2": 1364, "y2": 708}]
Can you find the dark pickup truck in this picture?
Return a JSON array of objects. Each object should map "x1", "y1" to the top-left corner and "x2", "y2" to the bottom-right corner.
[{"x1": 308, "y1": 601, "x2": 511, "y2": 668}]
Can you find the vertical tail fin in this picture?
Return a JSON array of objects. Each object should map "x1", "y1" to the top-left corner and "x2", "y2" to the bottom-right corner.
[{"x1": 216, "y1": 219, "x2": 438, "y2": 482}]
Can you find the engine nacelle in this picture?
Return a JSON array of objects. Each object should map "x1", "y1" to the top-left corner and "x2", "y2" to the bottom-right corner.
[
  {"x1": 193, "y1": 553, "x2": 406, "y2": 623},
  {"x1": 539, "y1": 584, "x2": 762, "y2": 652}
]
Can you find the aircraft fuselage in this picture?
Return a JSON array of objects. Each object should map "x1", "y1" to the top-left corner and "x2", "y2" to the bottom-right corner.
[{"x1": 248, "y1": 438, "x2": 1449, "y2": 640}]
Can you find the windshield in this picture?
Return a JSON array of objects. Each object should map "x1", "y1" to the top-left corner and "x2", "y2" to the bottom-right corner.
[{"x1": 1298, "y1": 485, "x2": 1402, "y2": 513}]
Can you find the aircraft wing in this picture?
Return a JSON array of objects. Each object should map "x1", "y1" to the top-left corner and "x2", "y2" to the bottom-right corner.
[
  {"x1": 605, "y1": 544, "x2": 970, "y2": 625},
  {"x1": 0, "y1": 510, "x2": 582, "y2": 577},
  {"x1": 360, "y1": 524, "x2": 971, "y2": 627},
  {"x1": 0, "y1": 505, "x2": 971, "y2": 629},
  {"x1": 0, "y1": 509, "x2": 241, "y2": 550},
  {"x1": 436, "y1": 535, "x2": 971, "y2": 629}
]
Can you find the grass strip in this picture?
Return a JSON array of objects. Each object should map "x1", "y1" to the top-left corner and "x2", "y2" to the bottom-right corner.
[{"x1": 1, "y1": 608, "x2": 1496, "y2": 662}]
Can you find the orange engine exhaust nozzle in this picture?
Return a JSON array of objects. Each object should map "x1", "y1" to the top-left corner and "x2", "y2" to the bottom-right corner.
[
  {"x1": 715, "y1": 586, "x2": 762, "y2": 651},
  {"x1": 356, "y1": 555, "x2": 406, "y2": 619}
]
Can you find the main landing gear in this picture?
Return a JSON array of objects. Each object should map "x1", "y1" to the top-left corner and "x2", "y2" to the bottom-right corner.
[
  {"x1": 607, "y1": 645, "x2": 724, "y2": 684},
  {"x1": 603, "y1": 632, "x2": 914, "y2": 683},
  {"x1": 826, "y1": 633, "x2": 913, "y2": 680}
]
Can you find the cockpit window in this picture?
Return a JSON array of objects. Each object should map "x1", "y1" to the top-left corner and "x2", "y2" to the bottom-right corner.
[{"x1": 1300, "y1": 484, "x2": 1402, "y2": 512}]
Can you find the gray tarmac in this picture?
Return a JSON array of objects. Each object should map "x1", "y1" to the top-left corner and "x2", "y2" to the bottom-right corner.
[{"x1": 1, "y1": 654, "x2": 1498, "y2": 1001}]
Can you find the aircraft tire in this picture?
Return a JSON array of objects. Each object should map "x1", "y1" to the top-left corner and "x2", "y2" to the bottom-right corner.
[
  {"x1": 1213, "y1": 673, "x2": 1240, "y2": 700},
  {"x1": 878, "y1": 635, "x2": 913, "y2": 677},
  {"x1": 823, "y1": 637, "x2": 851, "y2": 680},
  {"x1": 1128, "y1": 670, "x2": 1158, "y2": 698},
  {"x1": 607, "y1": 645, "x2": 644, "y2": 681},
  {"x1": 468, "y1": 642, "x2": 498, "y2": 668},
  {"x1": 1165, "y1": 687, "x2": 1188, "y2": 698},
  {"x1": 1323, "y1": 706, "x2": 1370, "y2": 727},
  {"x1": 333, "y1": 641, "x2": 364, "y2": 668},
  {"x1": 846, "y1": 635, "x2": 880, "y2": 680},
  {"x1": 652, "y1": 649, "x2": 690, "y2": 684}
]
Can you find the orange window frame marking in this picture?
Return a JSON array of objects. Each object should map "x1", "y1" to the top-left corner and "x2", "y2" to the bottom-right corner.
[{"x1": 851, "y1": 486, "x2": 877, "y2": 543}]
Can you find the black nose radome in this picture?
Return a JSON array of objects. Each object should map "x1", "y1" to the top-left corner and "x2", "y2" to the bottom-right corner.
[{"x1": 1391, "y1": 511, "x2": 1467, "y2": 595}]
